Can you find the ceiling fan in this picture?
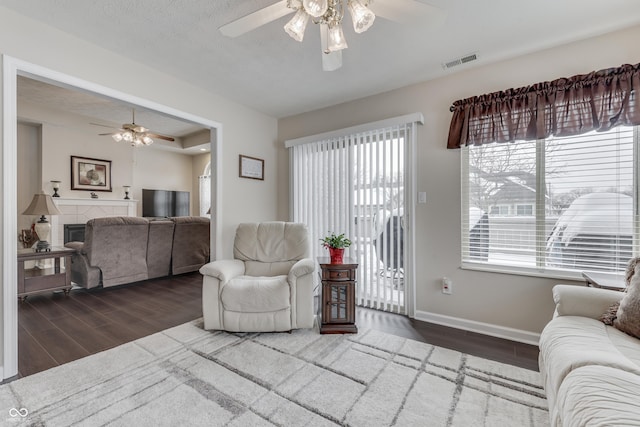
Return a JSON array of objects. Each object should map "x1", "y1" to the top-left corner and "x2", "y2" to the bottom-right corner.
[
  {"x1": 219, "y1": 0, "x2": 445, "y2": 71},
  {"x1": 92, "y1": 109, "x2": 175, "y2": 147}
]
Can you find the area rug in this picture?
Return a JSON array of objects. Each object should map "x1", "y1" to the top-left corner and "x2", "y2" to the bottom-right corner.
[{"x1": 1, "y1": 320, "x2": 549, "y2": 426}]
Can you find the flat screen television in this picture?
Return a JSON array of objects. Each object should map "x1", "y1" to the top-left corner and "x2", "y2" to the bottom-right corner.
[{"x1": 142, "y1": 189, "x2": 190, "y2": 217}]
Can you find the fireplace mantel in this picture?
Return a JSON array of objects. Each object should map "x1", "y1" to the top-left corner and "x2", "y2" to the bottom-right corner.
[{"x1": 51, "y1": 198, "x2": 138, "y2": 247}]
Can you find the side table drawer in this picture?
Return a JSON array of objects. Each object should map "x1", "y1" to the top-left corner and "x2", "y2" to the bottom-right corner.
[{"x1": 322, "y1": 268, "x2": 354, "y2": 281}]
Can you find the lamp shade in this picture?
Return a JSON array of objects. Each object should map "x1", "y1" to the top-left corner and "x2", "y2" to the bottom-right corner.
[
  {"x1": 22, "y1": 191, "x2": 62, "y2": 216},
  {"x1": 284, "y1": 8, "x2": 310, "y2": 42},
  {"x1": 348, "y1": 0, "x2": 375, "y2": 33},
  {"x1": 327, "y1": 23, "x2": 348, "y2": 52},
  {"x1": 206, "y1": 207, "x2": 211, "y2": 215}
]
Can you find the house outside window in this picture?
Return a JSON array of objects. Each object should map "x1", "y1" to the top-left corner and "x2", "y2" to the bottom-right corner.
[
  {"x1": 490, "y1": 205, "x2": 510, "y2": 216},
  {"x1": 516, "y1": 204, "x2": 533, "y2": 216},
  {"x1": 462, "y1": 126, "x2": 637, "y2": 278}
]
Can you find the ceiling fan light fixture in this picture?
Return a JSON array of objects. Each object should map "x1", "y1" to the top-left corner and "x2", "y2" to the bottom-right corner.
[
  {"x1": 284, "y1": 8, "x2": 310, "y2": 42},
  {"x1": 142, "y1": 135, "x2": 154, "y2": 145},
  {"x1": 111, "y1": 133, "x2": 123, "y2": 142},
  {"x1": 327, "y1": 23, "x2": 348, "y2": 52},
  {"x1": 302, "y1": 0, "x2": 329, "y2": 17},
  {"x1": 348, "y1": 0, "x2": 375, "y2": 33},
  {"x1": 122, "y1": 131, "x2": 134, "y2": 143}
]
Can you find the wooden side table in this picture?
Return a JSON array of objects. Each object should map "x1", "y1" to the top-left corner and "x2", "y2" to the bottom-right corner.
[
  {"x1": 318, "y1": 257, "x2": 358, "y2": 334},
  {"x1": 17, "y1": 246, "x2": 75, "y2": 301}
]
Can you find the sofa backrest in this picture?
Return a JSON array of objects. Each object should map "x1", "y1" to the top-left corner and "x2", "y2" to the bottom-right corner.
[
  {"x1": 171, "y1": 216, "x2": 211, "y2": 275},
  {"x1": 234, "y1": 222, "x2": 310, "y2": 276},
  {"x1": 147, "y1": 219, "x2": 175, "y2": 279},
  {"x1": 84, "y1": 216, "x2": 150, "y2": 287}
]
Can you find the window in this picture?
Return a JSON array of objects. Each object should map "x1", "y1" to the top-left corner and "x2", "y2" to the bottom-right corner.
[
  {"x1": 490, "y1": 205, "x2": 510, "y2": 216},
  {"x1": 516, "y1": 205, "x2": 533, "y2": 216},
  {"x1": 462, "y1": 126, "x2": 637, "y2": 277}
]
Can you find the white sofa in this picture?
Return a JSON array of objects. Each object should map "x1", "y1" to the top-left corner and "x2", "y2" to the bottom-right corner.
[
  {"x1": 200, "y1": 222, "x2": 315, "y2": 332},
  {"x1": 539, "y1": 284, "x2": 640, "y2": 426}
]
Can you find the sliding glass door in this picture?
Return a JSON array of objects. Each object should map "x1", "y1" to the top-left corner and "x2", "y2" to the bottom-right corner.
[{"x1": 289, "y1": 118, "x2": 418, "y2": 315}]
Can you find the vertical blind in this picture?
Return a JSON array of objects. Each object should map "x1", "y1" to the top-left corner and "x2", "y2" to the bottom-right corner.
[
  {"x1": 287, "y1": 115, "x2": 421, "y2": 315},
  {"x1": 462, "y1": 125, "x2": 637, "y2": 276}
]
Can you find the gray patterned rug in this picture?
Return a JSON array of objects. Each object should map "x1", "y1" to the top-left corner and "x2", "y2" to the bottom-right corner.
[{"x1": 1, "y1": 319, "x2": 549, "y2": 426}]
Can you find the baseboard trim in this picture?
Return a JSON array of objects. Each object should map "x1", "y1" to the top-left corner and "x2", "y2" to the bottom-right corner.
[{"x1": 414, "y1": 310, "x2": 540, "y2": 346}]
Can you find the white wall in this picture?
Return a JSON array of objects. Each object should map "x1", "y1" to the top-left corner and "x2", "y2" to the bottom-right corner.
[
  {"x1": 0, "y1": 7, "x2": 279, "y2": 378},
  {"x1": 16, "y1": 122, "x2": 41, "y2": 236},
  {"x1": 278, "y1": 24, "x2": 640, "y2": 338},
  {"x1": 192, "y1": 152, "x2": 212, "y2": 216},
  {"x1": 17, "y1": 101, "x2": 194, "y2": 217}
]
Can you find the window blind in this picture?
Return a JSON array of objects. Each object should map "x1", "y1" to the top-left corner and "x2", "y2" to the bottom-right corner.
[
  {"x1": 462, "y1": 125, "x2": 637, "y2": 277},
  {"x1": 288, "y1": 115, "x2": 421, "y2": 315}
]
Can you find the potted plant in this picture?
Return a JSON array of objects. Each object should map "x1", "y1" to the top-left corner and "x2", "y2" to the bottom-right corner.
[{"x1": 320, "y1": 232, "x2": 352, "y2": 264}]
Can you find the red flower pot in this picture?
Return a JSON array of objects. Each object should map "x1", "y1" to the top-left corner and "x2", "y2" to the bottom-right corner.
[{"x1": 328, "y1": 247, "x2": 344, "y2": 264}]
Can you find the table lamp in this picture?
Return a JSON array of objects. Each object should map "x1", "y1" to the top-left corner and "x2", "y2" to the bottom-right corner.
[
  {"x1": 123, "y1": 185, "x2": 131, "y2": 200},
  {"x1": 22, "y1": 191, "x2": 63, "y2": 252}
]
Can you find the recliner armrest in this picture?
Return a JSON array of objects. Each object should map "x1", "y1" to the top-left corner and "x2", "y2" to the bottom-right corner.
[
  {"x1": 288, "y1": 258, "x2": 316, "y2": 280},
  {"x1": 553, "y1": 284, "x2": 625, "y2": 319},
  {"x1": 199, "y1": 259, "x2": 245, "y2": 283}
]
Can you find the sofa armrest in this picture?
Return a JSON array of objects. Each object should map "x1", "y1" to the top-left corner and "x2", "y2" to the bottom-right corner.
[
  {"x1": 65, "y1": 241, "x2": 85, "y2": 254},
  {"x1": 199, "y1": 259, "x2": 245, "y2": 283},
  {"x1": 553, "y1": 284, "x2": 625, "y2": 319},
  {"x1": 288, "y1": 258, "x2": 316, "y2": 280}
]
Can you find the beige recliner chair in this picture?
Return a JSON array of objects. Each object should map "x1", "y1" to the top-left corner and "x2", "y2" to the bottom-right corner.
[{"x1": 200, "y1": 222, "x2": 315, "y2": 332}]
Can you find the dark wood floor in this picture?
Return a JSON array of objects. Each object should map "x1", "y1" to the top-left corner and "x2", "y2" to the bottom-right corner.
[{"x1": 14, "y1": 272, "x2": 539, "y2": 380}]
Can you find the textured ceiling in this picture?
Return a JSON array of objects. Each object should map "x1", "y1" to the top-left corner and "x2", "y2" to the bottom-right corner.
[{"x1": 4, "y1": 0, "x2": 640, "y2": 119}]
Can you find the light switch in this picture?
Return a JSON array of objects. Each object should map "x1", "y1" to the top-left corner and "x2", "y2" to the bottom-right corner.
[{"x1": 418, "y1": 192, "x2": 427, "y2": 204}]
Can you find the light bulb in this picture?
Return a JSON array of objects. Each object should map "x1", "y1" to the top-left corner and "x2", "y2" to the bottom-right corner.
[
  {"x1": 348, "y1": 0, "x2": 375, "y2": 33},
  {"x1": 142, "y1": 135, "x2": 154, "y2": 145},
  {"x1": 112, "y1": 133, "x2": 123, "y2": 142},
  {"x1": 303, "y1": 0, "x2": 328, "y2": 17},
  {"x1": 284, "y1": 8, "x2": 310, "y2": 42},
  {"x1": 327, "y1": 23, "x2": 348, "y2": 52},
  {"x1": 122, "y1": 132, "x2": 133, "y2": 142}
]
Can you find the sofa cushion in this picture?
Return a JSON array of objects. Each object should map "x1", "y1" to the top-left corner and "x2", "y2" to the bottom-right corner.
[
  {"x1": 147, "y1": 220, "x2": 175, "y2": 279},
  {"x1": 84, "y1": 216, "x2": 150, "y2": 287},
  {"x1": 221, "y1": 275, "x2": 290, "y2": 313},
  {"x1": 539, "y1": 315, "x2": 640, "y2": 401},
  {"x1": 171, "y1": 216, "x2": 210, "y2": 275},
  {"x1": 555, "y1": 365, "x2": 640, "y2": 427}
]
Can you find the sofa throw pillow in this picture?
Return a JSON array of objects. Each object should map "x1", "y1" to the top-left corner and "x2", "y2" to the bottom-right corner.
[
  {"x1": 601, "y1": 302, "x2": 620, "y2": 325},
  {"x1": 614, "y1": 262, "x2": 640, "y2": 339}
]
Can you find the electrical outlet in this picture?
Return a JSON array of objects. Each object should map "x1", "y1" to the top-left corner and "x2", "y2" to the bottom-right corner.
[{"x1": 442, "y1": 277, "x2": 452, "y2": 295}]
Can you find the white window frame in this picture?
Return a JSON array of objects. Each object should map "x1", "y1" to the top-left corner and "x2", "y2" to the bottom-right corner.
[{"x1": 461, "y1": 128, "x2": 640, "y2": 281}]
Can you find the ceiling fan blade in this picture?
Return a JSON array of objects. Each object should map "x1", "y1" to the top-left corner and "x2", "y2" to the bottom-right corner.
[
  {"x1": 98, "y1": 132, "x2": 116, "y2": 136},
  {"x1": 147, "y1": 133, "x2": 176, "y2": 142},
  {"x1": 219, "y1": 0, "x2": 293, "y2": 38},
  {"x1": 371, "y1": 0, "x2": 446, "y2": 26},
  {"x1": 90, "y1": 122, "x2": 117, "y2": 129},
  {"x1": 320, "y1": 23, "x2": 343, "y2": 71}
]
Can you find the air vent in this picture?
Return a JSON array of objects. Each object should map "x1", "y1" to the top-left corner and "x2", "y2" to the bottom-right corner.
[{"x1": 442, "y1": 53, "x2": 478, "y2": 70}]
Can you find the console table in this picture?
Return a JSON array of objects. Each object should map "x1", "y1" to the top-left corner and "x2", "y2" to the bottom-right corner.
[
  {"x1": 17, "y1": 246, "x2": 75, "y2": 301},
  {"x1": 318, "y1": 257, "x2": 358, "y2": 334}
]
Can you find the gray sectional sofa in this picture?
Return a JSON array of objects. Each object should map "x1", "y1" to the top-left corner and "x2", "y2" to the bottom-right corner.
[{"x1": 65, "y1": 216, "x2": 210, "y2": 289}]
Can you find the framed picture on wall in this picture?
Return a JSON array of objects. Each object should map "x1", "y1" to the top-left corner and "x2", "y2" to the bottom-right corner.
[
  {"x1": 239, "y1": 154, "x2": 264, "y2": 180},
  {"x1": 71, "y1": 156, "x2": 112, "y2": 191}
]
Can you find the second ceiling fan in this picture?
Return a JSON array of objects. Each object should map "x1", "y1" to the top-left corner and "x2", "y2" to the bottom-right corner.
[
  {"x1": 219, "y1": 0, "x2": 445, "y2": 71},
  {"x1": 93, "y1": 109, "x2": 175, "y2": 147}
]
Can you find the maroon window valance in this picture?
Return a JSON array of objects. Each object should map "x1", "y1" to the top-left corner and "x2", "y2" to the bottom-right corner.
[{"x1": 447, "y1": 63, "x2": 640, "y2": 149}]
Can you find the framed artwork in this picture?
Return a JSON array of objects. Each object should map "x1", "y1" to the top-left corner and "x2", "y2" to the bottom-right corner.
[
  {"x1": 239, "y1": 154, "x2": 264, "y2": 180},
  {"x1": 71, "y1": 156, "x2": 112, "y2": 191}
]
